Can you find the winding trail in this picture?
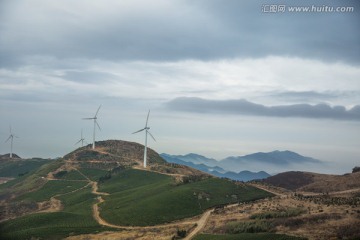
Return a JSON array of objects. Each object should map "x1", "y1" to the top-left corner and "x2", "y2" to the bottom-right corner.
[
  {"x1": 88, "y1": 170, "x2": 226, "y2": 240},
  {"x1": 47, "y1": 163, "x2": 269, "y2": 239},
  {"x1": 91, "y1": 191, "x2": 204, "y2": 230},
  {"x1": 184, "y1": 209, "x2": 213, "y2": 240},
  {"x1": 248, "y1": 183, "x2": 286, "y2": 197},
  {"x1": 88, "y1": 168, "x2": 214, "y2": 238}
]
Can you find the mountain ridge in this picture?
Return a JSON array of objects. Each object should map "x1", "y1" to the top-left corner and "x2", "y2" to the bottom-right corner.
[
  {"x1": 161, "y1": 150, "x2": 322, "y2": 181},
  {"x1": 160, "y1": 153, "x2": 271, "y2": 181},
  {"x1": 224, "y1": 150, "x2": 321, "y2": 165},
  {"x1": 261, "y1": 170, "x2": 360, "y2": 193}
]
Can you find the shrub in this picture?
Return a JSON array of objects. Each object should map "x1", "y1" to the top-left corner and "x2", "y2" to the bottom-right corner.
[
  {"x1": 54, "y1": 170, "x2": 67, "y2": 178},
  {"x1": 177, "y1": 229, "x2": 187, "y2": 238},
  {"x1": 336, "y1": 222, "x2": 360, "y2": 239},
  {"x1": 98, "y1": 171, "x2": 112, "y2": 183},
  {"x1": 276, "y1": 213, "x2": 342, "y2": 229},
  {"x1": 250, "y1": 208, "x2": 306, "y2": 220},
  {"x1": 226, "y1": 220, "x2": 274, "y2": 234}
]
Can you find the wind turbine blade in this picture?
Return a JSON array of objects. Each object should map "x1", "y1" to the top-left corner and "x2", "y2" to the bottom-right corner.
[
  {"x1": 75, "y1": 139, "x2": 82, "y2": 145},
  {"x1": 145, "y1": 110, "x2": 150, "y2": 127},
  {"x1": 5, "y1": 136, "x2": 11, "y2": 143},
  {"x1": 95, "y1": 105, "x2": 101, "y2": 117},
  {"x1": 95, "y1": 120, "x2": 101, "y2": 131},
  {"x1": 9, "y1": 125, "x2": 12, "y2": 134},
  {"x1": 147, "y1": 130, "x2": 156, "y2": 142},
  {"x1": 132, "y1": 128, "x2": 145, "y2": 134},
  {"x1": 83, "y1": 117, "x2": 94, "y2": 120},
  {"x1": 147, "y1": 131, "x2": 156, "y2": 141}
]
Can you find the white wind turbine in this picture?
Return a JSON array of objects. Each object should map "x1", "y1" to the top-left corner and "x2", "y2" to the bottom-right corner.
[
  {"x1": 5, "y1": 125, "x2": 19, "y2": 158},
  {"x1": 75, "y1": 129, "x2": 86, "y2": 147},
  {"x1": 83, "y1": 105, "x2": 101, "y2": 149},
  {"x1": 132, "y1": 110, "x2": 156, "y2": 168}
]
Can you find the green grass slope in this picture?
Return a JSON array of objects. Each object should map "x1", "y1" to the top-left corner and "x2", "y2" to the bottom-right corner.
[
  {"x1": 0, "y1": 160, "x2": 65, "y2": 200},
  {"x1": 16, "y1": 180, "x2": 88, "y2": 202},
  {"x1": 99, "y1": 169, "x2": 273, "y2": 226},
  {"x1": 0, "y1": 183, "x2": 110, "y2": 240},
  {"x1": 0, "y1": 158, "x2": 52, "y2": 177}
]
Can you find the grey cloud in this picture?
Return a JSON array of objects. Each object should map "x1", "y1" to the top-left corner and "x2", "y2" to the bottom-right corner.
[
  {"x1": 269, "y1": 91, "x2": 339, "y2": 102},
  {"x1": 166, "y1": 97, "x2": 360, "y2": 121},
  {"x1": 63, "y1": 70, "x2": 117, "y2": 83},
  {"x1": 0, "y1": 0, "x2": 359, "y2": 65},
  {"x1": 269, "y1": 91, "x2": 360, "y2": 103}
]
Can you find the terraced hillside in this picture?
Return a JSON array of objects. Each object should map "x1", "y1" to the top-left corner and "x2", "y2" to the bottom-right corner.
[{"x1": 0, "y1": 140, "x2": 273, "y2": 240}]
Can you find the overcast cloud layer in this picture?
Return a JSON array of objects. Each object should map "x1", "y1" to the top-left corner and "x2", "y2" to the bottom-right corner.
[
  {"x1": 0, "y1": 0, "x2": 359, "y2": 174},
  {"x1": 167, "y1": 97, "x2": 360, "y2": 121},
  {"x1": 1, "y1": 0, "x2": 359, "y2": 64}
]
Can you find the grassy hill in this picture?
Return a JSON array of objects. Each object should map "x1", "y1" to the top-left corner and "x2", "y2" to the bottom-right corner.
[
  {"x1": 0, "y1": 158, "x2": 52, "y2": 178},
  {"x1": 0, "y1": 140, "x2": 274, "y2": 239},
  {"x1": 98, "y1": 168, "x2": 271, "y2": 226}
]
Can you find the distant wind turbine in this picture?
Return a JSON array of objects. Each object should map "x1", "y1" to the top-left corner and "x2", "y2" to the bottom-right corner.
[
  {"x1": 75, "y1": 129, "x2": 86, "y2": 147},
  {"x1": 83, "y1": 105, "x2": 101, "y2": 149},
  {"x1": 5, "y1": 125, "x2": 19, "y2": 158},
  {"x1": 132, "y1": 110, "x2": 156, "y2": 168}
]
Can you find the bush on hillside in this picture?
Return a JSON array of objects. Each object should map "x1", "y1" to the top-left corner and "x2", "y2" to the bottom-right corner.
[
  {"x1": 54, "y1": 170, "x2": 67, "y2": 178},
  {"x1": 225, "y1": 220, "x2": 275, "y2": 234}
]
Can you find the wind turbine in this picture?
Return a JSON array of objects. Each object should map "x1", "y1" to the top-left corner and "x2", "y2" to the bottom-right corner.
[
  {"x1": 132, "y1": 110, "x2": 156, "y2": 168},
  {"x1": 5, "y1": 125, "x2": 18, "y2": 158},
  {"x1": 75, "y1": 129, "x2": 86, "y2": 147},
  {"x1": 83, "y1": 105, "x2": 101, "y2": 149}
]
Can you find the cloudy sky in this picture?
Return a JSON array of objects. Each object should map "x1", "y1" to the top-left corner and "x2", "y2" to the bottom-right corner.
[{"x1": 1, "y1": 0, "x2": 359, "y2": 174}]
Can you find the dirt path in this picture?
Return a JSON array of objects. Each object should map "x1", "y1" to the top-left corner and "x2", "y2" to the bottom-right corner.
[
  {"x1": 91, "y1": 181, "x2": 109, "y2": 196},
  {"x1": 298, "y1": 187, "x2": 360, "y2": 196},
  {"x1": 249, "y1": 183, "x2": 288, "y2": 197},
  {"x1": 45, "y1": 162, "x2": 239, "y2": 239},
  {"x1": 133, "y1": 165, "x2": 186, "y2": 178},
  {"x1": 184, "y1": 209, "x2": 213, "y2": 240},
  {"x1": 91, "y1": 193, "x2": 200, "y2": 230}
]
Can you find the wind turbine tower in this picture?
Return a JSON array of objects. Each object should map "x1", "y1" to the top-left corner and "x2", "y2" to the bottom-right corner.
[
  {"x1": 132, "y1": 110, "x2": 156, "y2": 168},
  {"x1": 75, "y1": 129, "x2": 86, "y2": 147},
  {"x1": 83, "y1": 105, "x2": 101, "y2": 149},
  {"x1": 5, "y1": 126, "x2": 18, "y2": 158}
]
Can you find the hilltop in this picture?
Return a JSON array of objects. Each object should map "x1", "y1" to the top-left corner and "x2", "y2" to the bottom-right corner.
[
  {"x1": 63, "y1": 140, "x2": 209, "y2": 178},
  {"x1": 0, "y1": 154, "x2": 21, "y2": 160}
]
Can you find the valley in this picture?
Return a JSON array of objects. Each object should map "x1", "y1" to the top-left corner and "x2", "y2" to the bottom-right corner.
[{"x1": 0, "y1": 140, "x2": 359, "y2": 239}]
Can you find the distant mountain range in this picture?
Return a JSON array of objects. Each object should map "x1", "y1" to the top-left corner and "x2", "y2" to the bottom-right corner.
[
  {"x1": 223, "y1": 150, "x2": 320, "y2": 166},
  {"x1": 161, "y1": 153, "x2": 270, "y2": 181},
  {"x1": 161, "y1": 150, "x2": 323, "y2": 181}
]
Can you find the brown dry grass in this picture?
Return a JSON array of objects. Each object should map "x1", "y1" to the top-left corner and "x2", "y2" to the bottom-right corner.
[
  {"x1": 201, "y1": 183, "x2": 360, "y2": 240},
  {"x1": 264, "y1": 171, "x2": 360, "y2": 193}
]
